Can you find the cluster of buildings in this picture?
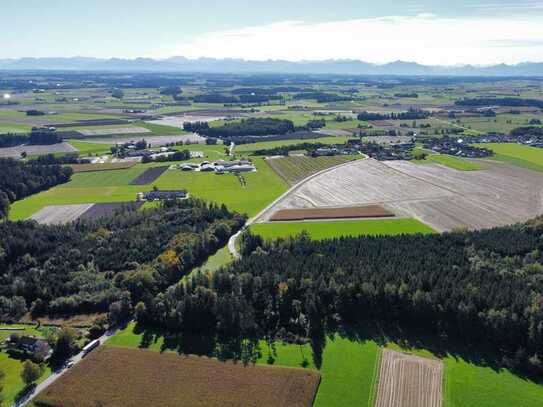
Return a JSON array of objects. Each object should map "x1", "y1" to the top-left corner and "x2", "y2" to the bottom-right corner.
[
  {"x1": 310, "y1": 146, "x2": 360, "y2": 157},
  {"x1": 3, "y1": 333, "x2": 52, "y2": 362},
  {"x1": 177, "y1": 159, "x2": 256, "y2": 174},
  {"x1": 346, "y1": 139, "x2": 415, "y2": 160},
  {"x1": 137, "y1": 190, "x2": 188, "y2": 201},
  {"x1": 422, "y1": 137, "x2": 493, "y2": 158},
  {"x1": 456, "y1": 133, "x2": 543, "y2": 149}
]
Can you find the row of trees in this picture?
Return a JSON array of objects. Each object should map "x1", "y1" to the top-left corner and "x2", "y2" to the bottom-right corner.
[
  {"x1": 0, "y1": 199, "x2": 245, "y2": 320},
  {"x1": 136, "y1": 219, "x2": 543, "y2": 376},
  {"x1": 0, "y1": 158, "x2": 73, "y2": 218},
  {"x1": 199, "y1": 118, "x2": 296, "y2": 141},
  {"x1": 456, "y1": 97, "x2": 543, "y2": 108},
  {"x1": 357, "y1": 109, "x2": 430, "y2": 121},
  {"x1": 0, "y1": 128, "x2": 62, "y2": 148}
]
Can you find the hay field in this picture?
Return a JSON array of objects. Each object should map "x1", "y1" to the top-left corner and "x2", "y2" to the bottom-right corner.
[
  {"x1": 262, "y1": 159, "x2": 543, "y2": 231},
  {"x1": 375, "y1": 349, "x2": 443, "y2": 407},
  {"x1": 69, "y1": 161, "x2": 137, "y2": 172},
  {"x1": 30, "y1": 204, "x2": 94, "y2": 225},
  {"x1": 35, "y1": 347, "x2": 320, "y2": 407},
  {"x1": 78, "y1": 126, "x2": 151, "y2": 136}
]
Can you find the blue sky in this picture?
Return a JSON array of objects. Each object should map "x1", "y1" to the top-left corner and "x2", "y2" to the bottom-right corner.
[{"x1": 3, "y1": 0, "x2": 543, "y2": 64}]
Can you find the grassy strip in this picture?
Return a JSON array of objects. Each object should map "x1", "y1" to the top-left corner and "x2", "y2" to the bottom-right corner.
[
  {"x1": 473, "y1": 143, "x2": 543, "y2": 172},
  {"x1": 250, "y1": 219, "x2": 436, "y2": 240},
  {"x1": 413, "y1": 154, "x2": 483, "y2": 171}
]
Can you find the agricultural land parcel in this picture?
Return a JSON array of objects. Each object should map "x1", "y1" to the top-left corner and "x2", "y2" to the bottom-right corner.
[
  {"x1": 35, "y1": 347, "x2": 320, "y2": 407},
  {"x1": 250, "y1": 219, "x2": 435, "y2": 240},
  {"x1": 263, "y1": 159, "x2": 543, "y2": 232},
  {"x1": 105, "y1": 323, "x2": 543, "y2": 407},
  {"x1": 473, "y1": 143, "x2": 543, "y2": 172}
]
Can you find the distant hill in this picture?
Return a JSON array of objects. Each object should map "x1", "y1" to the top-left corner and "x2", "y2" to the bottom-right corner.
[{"x1": 0, "y1": 57, "x2": 542, "y2": 76}]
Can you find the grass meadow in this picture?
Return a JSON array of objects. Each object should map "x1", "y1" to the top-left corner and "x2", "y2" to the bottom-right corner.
[
  {"x1": 474, "y1": 143, "x2": 543, "y2": 172},
  {"x1": 413, "y1": 154, "x2": 484, "y2": 171},
  {"x1": 250, "y1": 219, "x2": 435, "y2": 240}
]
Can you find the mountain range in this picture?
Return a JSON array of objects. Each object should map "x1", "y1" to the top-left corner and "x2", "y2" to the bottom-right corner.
[{"x1": 0, "y1": 57, "x2": 542, "y2": 76}]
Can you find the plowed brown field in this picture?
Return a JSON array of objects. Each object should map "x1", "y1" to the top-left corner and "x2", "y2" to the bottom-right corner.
[
  {"x1": 270, "y1": 205, "x2": 394, "y2": 221},
  {"x1": 35, "y1": 347, "x2": 320, "y2": 407}
]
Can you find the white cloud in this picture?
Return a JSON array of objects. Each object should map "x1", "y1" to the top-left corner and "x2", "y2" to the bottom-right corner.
[{"x1": 171, "y1": 14, "x2": 543, "y2": 65}]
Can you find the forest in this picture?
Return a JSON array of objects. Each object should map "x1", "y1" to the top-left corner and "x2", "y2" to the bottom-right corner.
[
  {"x1": 0, "y1": 158, "x2": 73, "y2": 218},
  {"x1": 199, "y1": 118, "x2": 296, "y2": 141},
  {"x1": 0, "y1": 129, "x2": 62, "y2": 148},
  {"x1": 252, "y1": 142, "x2": 328, "y2": 156},
  {"x1": 0, "y1": 199, "x2": 245, "y2": 320},
  {"x1": 357, "y1": 109, "x2": 431, "y2": 121},
  {"x1": 135, "y1": 219, "x2": 543, "y2": 376}
]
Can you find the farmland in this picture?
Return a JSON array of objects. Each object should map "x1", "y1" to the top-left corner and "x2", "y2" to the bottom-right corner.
[
  {"x1": 36, "y1": 347, "x2": 320, "y2": 407},
  {"x1": 250, "y1": 218, "x2": 435, "y2": 240},
  {"x1": 269, "y1": 205, "x2": 394, "y2": 221},
  {"x1": 266, "y1": 155, "x2": 355, "y2": 185},
  {"x1": 375, "y1": 349, "x2": 443, "y2": 407},
  {"x1": 9, "y1": 157, "x2": 287, "y2": 220},
  {"x1": 474, "y1": 143, "x2": 543, "y2": 172},
  {"x1": 106, "y1": 324, "x2": 380, "y2": 407},
  {"x1": 30, "y1": 202, "x2": 144, "y2": 225},
  {"x1": 263, "y1": 158, "x2": 543, "y2": 232},
  {"x1": 129, "y1": 165, "x2": 169, "y2": 185},
  {"x1": 69, "y1": 161, "x2": 137, "y2": 172},
  {"x1": 414, "y1": 154, "x2": 484, "y2": 171}
]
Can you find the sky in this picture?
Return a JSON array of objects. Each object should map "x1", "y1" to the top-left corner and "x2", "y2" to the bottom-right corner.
[{"x1": 2, "y1": 0, "x2": 543, "y2": 65}]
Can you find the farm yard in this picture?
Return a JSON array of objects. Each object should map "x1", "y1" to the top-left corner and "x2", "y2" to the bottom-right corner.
[
  {"x1": 265, "y1": 155, "x2": 355, "y2": 185},
  {"x1": 250, "y1": 218, "x2": 435, "y2": 240},
  {"x1": 35, "y1": 347, "x2": 320, "y2": 407},
  {"x1": 262, "y1": 158, "x2": 543, "y2": 232},
  {"x1": 375, "y1": 350, "x2": 443, "y2": 407}
]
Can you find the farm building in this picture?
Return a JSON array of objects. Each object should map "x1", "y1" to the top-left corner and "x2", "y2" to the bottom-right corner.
[
  {"x1": 5, "y1": 335, "x2": 52, "y2": 362},
  {"x1": 138, "y1": 190, "x2": 188, "y2": 201}
]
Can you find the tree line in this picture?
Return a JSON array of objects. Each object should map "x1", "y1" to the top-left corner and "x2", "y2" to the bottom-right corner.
[
  {"x1": 456, "y1": 98, "x2": 543, "y2": 109},
  {"x1": 0, "y1": 158, "x2": 73, "y2": 218},
  {"x1": 0, "y1": 128, "x2": 63, "y2": 148},
  {"x1": 198, "y1": 118, "x2": 296, "y2": 141},
  {"x1": 357, "y1": 109, "x2": 430, "y2": 121}
]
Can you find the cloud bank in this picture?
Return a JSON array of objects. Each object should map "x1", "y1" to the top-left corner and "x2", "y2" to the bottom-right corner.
[{"x1": 172, "y1": 14, "x2": 543, "y2": 65}]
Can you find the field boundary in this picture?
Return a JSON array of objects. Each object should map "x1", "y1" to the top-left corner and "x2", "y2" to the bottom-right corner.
[{"x1": 368, "y1": 347, "x2": 383, "y2": 407}]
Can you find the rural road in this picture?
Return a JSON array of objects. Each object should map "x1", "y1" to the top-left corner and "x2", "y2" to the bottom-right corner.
[
  {"x1": 227, "y1": 156, "x2": 367, "y2": 259},
  {"x1": 14, "y1": 326, "x2": 122, "y2": 407}
]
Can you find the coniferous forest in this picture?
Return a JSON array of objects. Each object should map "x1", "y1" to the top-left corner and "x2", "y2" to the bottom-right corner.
[
  {"x1": 0, "y1": 199, "x2": 245, "y2": 320},
  {"x1": 0, "y1": 157, "x2": 73, "y2": 218},
  {"x1": 137, "y1": 219, "x2": 543, "y2": 376}
]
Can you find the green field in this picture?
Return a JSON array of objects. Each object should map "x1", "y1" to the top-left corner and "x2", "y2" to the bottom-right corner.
[
  {"x1": 474, "y1": 143, "x2": 543, "y2": 172},
  {"x1": 67, "y1": 139, "x2": 114, "y2": 155},
  {"x1": 386, "y1": 343, "x2": 543, "y2": 407},
  {"x1": 250, "y1": 219, "x2": 435, "y2": 240},
  {"x1": 106, "y1": 323, "x2": 380, "y2": 407},
  {"x1": 414, "y1": 154, "x2": 484, "y2": 171},
  {"x1": 9, "y1": 157, "x2": 288, "y2": 220}
]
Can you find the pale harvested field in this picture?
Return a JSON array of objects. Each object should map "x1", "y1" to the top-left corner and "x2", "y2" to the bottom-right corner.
[
  {"x1": 261, "y1": 158, "x2": 543, "y2": 231},
  {"x1": 30, "y1": 204, "x2": 94, "y2": 225},
  {"x1": 0, "y1": 142, "x2": 77, "y2": 158},
  {"x1": 79, "y1": 127, "x2": 151, "y2": 136},
  {"x1": 375, "y1": 349, "x2": 443, "y2": 407},
  {"x1": 147, "y1": 115, "x2": 227, "y2": 127}
]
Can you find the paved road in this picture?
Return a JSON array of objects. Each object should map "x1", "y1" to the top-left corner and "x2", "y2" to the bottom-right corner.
[{"x1": 14, "y1": 326, "x2": 121, "y2": 407}]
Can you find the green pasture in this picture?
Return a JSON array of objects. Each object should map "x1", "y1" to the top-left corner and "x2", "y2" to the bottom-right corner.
[
  {"x1": 0, "y1": 324, "x2": 52, "y2": 406},
  {"x1": 67, "y1": 139, "x2": 114, "y2": 155},
  {"x1": 413, "y1": 154, "x2": 484, "y2": 171},
  {"x1": 474, "y1": 143, "x2": 543, "y2": 172},
  {"x1": 9, "y1": 157, "x2": 288, "y2": 220},
  {"x1": 250, "y1": 219, "x2": 435, "y2": 240}
]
